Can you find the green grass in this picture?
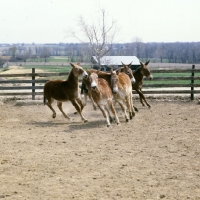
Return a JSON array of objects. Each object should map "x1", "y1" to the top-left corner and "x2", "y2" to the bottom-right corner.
[
  {"x1": 20, "y1": 65, "x2": 90, "y2": 73},
  {"x1": 27, "y1": 56, "x2": 80, "y2": 63}
]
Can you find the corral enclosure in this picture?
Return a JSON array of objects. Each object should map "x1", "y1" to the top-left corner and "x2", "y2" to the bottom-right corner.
[
  {"x1": 0, "y1": 98, "x2": 200, "y2": 199},
  {"x1": 0, "y1": 63, "x2": 200, "y2": 199}
]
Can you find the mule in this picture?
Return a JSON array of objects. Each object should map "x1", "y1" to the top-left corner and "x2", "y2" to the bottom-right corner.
[
  {"x1": 119, "y1": 61, "x2": 153, "y2": 108},
  {"x1": 84, "y1": 69, "x2": 136, "y2": 122},
  {"x1": 110, "y1": 68, "x2": 135, "y2": 122},
  {"x1": 132, "y1": 60, "x2": 153, "y2": 108},
  {"x1": 86, "y1": 72, "x2": 120, "y2": 127},
  {"x1": 81, "y1": 69, "x2": 112, "y2": 110},
  {"x1": 43, "y1": 62, "x2": 88, "y2": 122}
]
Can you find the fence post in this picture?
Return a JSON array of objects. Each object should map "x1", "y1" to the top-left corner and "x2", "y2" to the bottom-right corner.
[
  {"x1": 32, "y1": 68, "x2": 35, "y2": 100},
  {"x1": 191, "y1": 65, "x2": 195, "y2": 100}
]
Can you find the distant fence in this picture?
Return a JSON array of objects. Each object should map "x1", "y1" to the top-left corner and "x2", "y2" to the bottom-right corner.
[{"x1": 0, "y1": 65, "x2": 200, "y2": 100}]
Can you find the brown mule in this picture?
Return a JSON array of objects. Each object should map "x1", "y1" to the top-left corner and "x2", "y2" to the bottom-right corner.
[
  {"x1": 132, "y1": 60, "x2": 153, "y2": 108},
  {"x1": 84, "y1": 71, "x2": 120, "y2": 127},
  {"x1": 110, "y1": 68, "x2": 135, "y2": 122},
  {"x1": 44, "y1": 62, "x2": 88, "y2": 122},
  {"x1": 119, "y1": 60, "x2": 153, "y2": 108}
]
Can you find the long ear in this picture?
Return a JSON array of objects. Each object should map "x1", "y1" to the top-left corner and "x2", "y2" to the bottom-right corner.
[
  {"x1": 145, "y1": 60, "x2": 150, "y2": 66},
  {"x1": 77, "y1": 62, "x2": 81, "y2": 65},
  {"x1": 116, "y1": 67, "x2": 121, "y2": 75},
  {"x1": 86, "y1": 70, "x2": 91, "y2": 76},
  {"x1": 110, "y1": 67, "x2": 114, "y2": 74},
  {"x1": 121, "y1": 61, "x2": 125, "y2": 66},
  {"x1": 128, "y1": 62, "x2": 132, "y2": 68},
  {"x1": 69, "y1": 62, "x2": 75, "y2": 68},
  {"x1": 139, "y1": 61, "x2": 144, "y2": 67},
  {"x1": 116, "y1": 68, "x2": 120, "y2": 74}
]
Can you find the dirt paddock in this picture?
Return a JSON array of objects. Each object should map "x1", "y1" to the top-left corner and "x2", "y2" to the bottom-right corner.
[{"x1": 0, "y1": 97, "x2": 200, "y2": 200}]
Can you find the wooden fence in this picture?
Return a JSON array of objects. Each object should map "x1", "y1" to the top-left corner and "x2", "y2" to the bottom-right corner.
[{"x1": 0, "y1": 65, "x2": 200, "y2": 100}]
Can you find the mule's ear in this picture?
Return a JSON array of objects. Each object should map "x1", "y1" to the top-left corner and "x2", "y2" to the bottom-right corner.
[
  {"x1": 116, "y1": 67, "x2": 121, "y2": 75},
  {"x1": 77, "y1": 62, "x2": 81, "y2": 65},
  {"x1": 86, "y1": 70, "x2": 91, "y2": 76},
  {"x1": 69, "y1": 62, "x2": 75, "y2": 67},
  {"x1": 140, "y1": 61, "x2": 144, "y2": 67},
  {"x1": 145, "y1": 60, "x2": 150, "y2": 66},
  {"x1": 110, "y1": 67, "x2": 114, "y2": 74},
  {"x1": 121, "y1": 61, "x2": 125, "y2": 66},
  {"x1": 128, "y1": 62, "x2": 132, "y2": 68}
]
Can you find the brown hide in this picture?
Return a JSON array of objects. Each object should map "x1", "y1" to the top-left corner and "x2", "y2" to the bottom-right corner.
[{"x1": 43, "y1": 62, "x2": 88, "y2": 122}]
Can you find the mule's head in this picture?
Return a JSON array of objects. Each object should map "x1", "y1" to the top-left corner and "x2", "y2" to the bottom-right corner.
[
  {"x1": 89, "y1": 72, "x2": 99, "y2": 92},
  {"x1": 121, "y1": 62, "x2": 135, "y2": 83},
  {"x1": 139, "y1": 60, "x2": 153, "y2": 80},
  {"x1": 70, "y1": 62, "x2": 88, "y2": 78},
  {"x1": 110, "y1": 68, "x2": 119, "y2": 94}
]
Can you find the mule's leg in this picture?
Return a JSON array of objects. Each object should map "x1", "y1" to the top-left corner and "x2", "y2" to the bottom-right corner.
[
  {"x1": 83, "y1": 93, "x2": 88, "y2": 106},
  {"x1": 105, "y1": 104, "x2": 114, "y2": 123},
  {"x1": 137, "y1": 89, "x2": 151, "y2": 108},
  {"x1": 116, "y1": 99, "x2": 130, "y2": 122},
  {"x1": 76, "y1": 98, "x2": 85, "y2": 111},
  {"x1": 129, "y1": 93, "x2": 136, "y2": 118},
  {"x1": 140, "y1": 88, "x2": 151, "y2": 108},
  {"x1": 125, "y1": 95, "x2": 135, "y2": 120},
  {"x1": 71, "y1": 99, "x2": 88, "y2": 122},
  {"x1": 98, "y1": 104, "x2": 111, "y2": 127},
  {"x1": 88, "y1": 93, "x2": 97, "y2": 110},
  {"x1": 108, "y1": 100, "x2": 120, "y2": 125},
  {"x1": 46, "y1": 98, "x2": 57, "y2": 118},
  {"x1": 57, "y1": 101, "x2": 70, "y2": 120}
]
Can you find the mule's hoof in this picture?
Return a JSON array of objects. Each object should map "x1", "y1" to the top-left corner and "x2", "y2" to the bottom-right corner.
[
  {"x1": 107, "y1": 124, "x2": 110, "y2": 127},
  {"x1": 134, "y1": 107, "x2": 139, "y2": 112},
  {"x1": 74, "y1": 112, "x2": 78, "y2": 115},
  {"x1": 84, "y1": 119, "x2": 88, "y2": 123},
  {"x1": 52, "y1": 115, "x2": 56, "y2": 118},
  {"x1": 109, "y1": 117, "x2": 113, "y2": 123},
  {"x1": 126, "y1": 119, "x2": 129, "y2": 122}
]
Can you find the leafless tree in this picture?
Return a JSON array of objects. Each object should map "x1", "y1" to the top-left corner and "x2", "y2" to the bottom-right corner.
[
  {"x1": 39, "y1": 47, "x2": 51, "y2": 62},
  {"x1": 68, "y1": 8, "x2": 118, "y2": 67},
  {"x1": 9, "y1": 46, "x2": 17, "y2": 58}
]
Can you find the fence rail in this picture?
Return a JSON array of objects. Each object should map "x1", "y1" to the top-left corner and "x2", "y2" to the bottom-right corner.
[{"x1": 0, "y1": 65, "x2": 200, "y2": 100}]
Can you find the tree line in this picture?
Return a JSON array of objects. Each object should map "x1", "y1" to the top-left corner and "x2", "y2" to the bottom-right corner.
[{"x1": 0, "y1": 42, "x2": 200, "y2": 65}]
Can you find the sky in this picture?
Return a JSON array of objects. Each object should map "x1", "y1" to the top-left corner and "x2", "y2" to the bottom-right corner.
[{"x1": 0, "y1": 0, "x2": 200, "y2": 44}]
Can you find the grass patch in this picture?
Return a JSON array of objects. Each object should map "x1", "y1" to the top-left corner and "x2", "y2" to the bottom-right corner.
[{"x1": 20, "y1": 65, "x2": 91, "y2": 73}]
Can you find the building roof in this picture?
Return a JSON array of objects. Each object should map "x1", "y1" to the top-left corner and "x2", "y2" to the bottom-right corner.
[{"x1": 92, "y1": 56, "x2": 140, "y2": 65}]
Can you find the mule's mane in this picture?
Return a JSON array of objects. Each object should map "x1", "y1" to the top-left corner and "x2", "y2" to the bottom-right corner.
[
  {"x1": 67, "y1": 67, "x2": 78, "y2": 83},
  {"x1": 133, "y1": 66, "x2": 142, "y2": 74}
]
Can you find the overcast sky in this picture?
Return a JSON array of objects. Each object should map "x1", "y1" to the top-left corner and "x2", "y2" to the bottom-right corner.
[{"x1": 0, "y1": 0, "x2": 200, "y2": 44}]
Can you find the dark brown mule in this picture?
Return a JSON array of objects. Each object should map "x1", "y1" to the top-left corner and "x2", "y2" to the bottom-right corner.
[
  {"x1": 132, "y1": 60, "x2": 153, "y2": 108},
  {"x1": 84, "y1": 72, "x2": 120, "y2": 127},
  {"x1": 44, "y1": 62, "x2": 88, "y2": 122},
  {"x1": 118, "y1": 61, "x2": 153, "y2": 108},
  {"x1": 110, "y1": 68, "x2": 135, "y2": 122}
]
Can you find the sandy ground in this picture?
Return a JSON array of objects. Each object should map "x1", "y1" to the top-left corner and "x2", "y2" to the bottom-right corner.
[{"x1": 0, "y1": 98, "x2": 200, "y2": 200}]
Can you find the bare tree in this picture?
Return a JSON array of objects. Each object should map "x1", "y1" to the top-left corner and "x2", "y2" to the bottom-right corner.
[
  {"x1": 39, "y1": 47, "x2": 51, "y2": 62},
  {"x1": 68, "y1": 8, "x2": 118, "y2": 67},
  {"x1": 17, "y1": 47, "x2": 32, "y2": 62},
  {"x1": 9, "y1": 46, "x2": 17, "y2": 58}
]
